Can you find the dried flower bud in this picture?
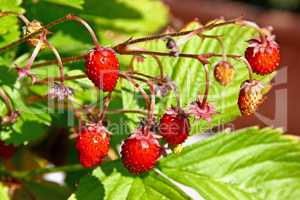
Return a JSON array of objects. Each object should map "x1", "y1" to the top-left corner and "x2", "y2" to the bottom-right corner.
[
  {"x1": 48, "y1": 83, "x2": 73, "y2": 100},
  {"x1": 23, "y1": 20, "x2": 46, "y2": 48}
]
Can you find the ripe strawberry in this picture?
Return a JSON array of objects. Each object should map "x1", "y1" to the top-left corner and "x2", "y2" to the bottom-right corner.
[
  {"x1": 238, "y1": 80, "x2": 264, "y2": 116},
  {"x1": 214, "y1": 61, "x2": 235, "y2": 86},
  {"x1": 245, "y1": 36, "x2": 280, "y2": 75},
  {"x1": 159, "y1": 108, "x2": 190, "y2": 145},
  {"x1": 85, "y1": 48, "x2": 119, "y2": 92},
  {"x1": 0, "y1": 140, "x2": 16, "y2": 159},
  {"x1": 75, "y1": 124, "x2": 110, "y2": 168},
  {"x1": 121, "y1": 128, "x2": 161, "y2": 175}
]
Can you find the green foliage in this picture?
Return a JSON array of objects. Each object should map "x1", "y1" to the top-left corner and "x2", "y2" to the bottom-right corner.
[
  {"x1": 68, "y1": 161, "x2": 190, "y2": 200},
  {"x1": 69, "y1": 127, "x2": 300, "y2": 200},
  {"x1": 161, "y1": 127, "x2": 300, "y2": 200},
  {"x1": 0, "y1": 184, "x2": 9, "y2": 200},
  {"x1": 0, "y1": 0, "x2": 23, "y2": 66},
  {"x1": 22, "y1": 181, "x2": 71, "y2": 200},
  {"x1": 44, "y1": 0, "x2": 85, "y2": 9},
  {"x1": 23, "y1": 0, "x2": 168, "y2": 51}
]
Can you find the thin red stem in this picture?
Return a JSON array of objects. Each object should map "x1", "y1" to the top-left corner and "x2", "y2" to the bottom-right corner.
[
  {"x1": 150, "y1": 54, "x2": 164, "y2": 79},
  {"x1": 24, "y1": 37, "x2": 43, "y2": 71},
  {"x1": 98, "y1": 92, "x2": 112, "y2": 122},
  {"x1": 239, "y1": 57, "x2": 253, "y2": 80},
  {"x1": 0, "y1": 88, "x2": 13, "y2": 115},
  {"x1": 127, "y1": 71, "x2": 155, "y2": 80},
  {"x1": 0, "y1": 88, "x2": 19, "y2": 126},
  {"x1": 42, "y1": 35, "x2": 65, "y2": 86},
  {"x1": 65, "y1": 14, "x2": 100, "y2": 49},
  {"x1": 115, "y1": 18, "x2": 240, "y2": 47},
  {"x1": 106, "y1": 109, "x2": 149, "y2": 116},
  {"x1": 0, "y1": 11, "x2": 30, "y2": 24},
  {"x1": 31, "y1": 55, "x2": 86, "y2": 69},
  {"x1": 147, "y1": 81, "x2": 155, "y2": 129},
  {"x1": 169, "y1": 81, "x2": 181, "y2": 108},
  {"x1": 115, "y1": 48, "x2": 209, "y2": 64},
  {"x1": 119, "y1": 72, "x2": 149, "y2": 83},
  {"x1": 35, "y1": 74, "x2": 86, "y2": 84},
  {"x1": 237, "y1": 20, "x2": 267, "y2": 43},
  {"x1": 120, "y1": 75, "x2": 151, "y2": 117},
  {"x1": 0, "y1": 14, "x2": 100, "y2": 53},
  {"x1": 201, "y1": 64, "x2": 210, "y2": 106}
]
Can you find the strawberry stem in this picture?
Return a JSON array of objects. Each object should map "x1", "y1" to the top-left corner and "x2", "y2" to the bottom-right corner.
[
  {"x1": 65, "y1": 14, "x2": 101, "y2": 49},
  {"x1": 41, "y1": 34, "x2": 65, "y2": 86},
  {"x1": 35, "y1": 74, "x2": 86, "y2": 85},
  {"x1": 98, "y1": 92, "x2": 112, "y2": 122},
  {"x1": 0, "y1": 14, "x2": 100, "y2": 53},
  {"x1": 0, "y1": 88, "x2": 19, "y2": 126},
  {"x1": 151, "y1": 54, "x2": 164, "y2": 79},
  {"x1": 146, "y1": 80, "x2": 156, "y2": 131},
  {"x1": 120, "y1": 75, "x2": 151, "y2": 122},
  {"x1": 0, "y1": 88, "x2": 14, "y2": 116},
  {"x1": 0, "y1": 11, "x2": 30, "y2": 24},
  {"x1": 237, "y1": 20, "x2": 268, "y2": 44},
  {"x1": 200, "y1": 64, "x2": 210, "y2": 107},
  {"x1": 240, "y1": 57, "x2": 253, "y2": 80},
  {"x1": 31, "y1": 55, "x2": 86, "y2": 69},
  {"x1": 115, "y1": 18, "x2": 240, "y2": 47},
  {"x1": 106, "y1": 109, "x2": 149, "y2": 116},
  {"x1": 24, "y1": 34, "x2": 44, "y2": 71}
]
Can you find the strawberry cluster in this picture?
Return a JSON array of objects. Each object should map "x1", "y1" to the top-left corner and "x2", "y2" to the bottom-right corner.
[
  {"x1": 0, "y1": 13, "x2": 280, "y2": 175},
  {"x1": 77, "y1": 32, "x2": 280, "y2": 174}
]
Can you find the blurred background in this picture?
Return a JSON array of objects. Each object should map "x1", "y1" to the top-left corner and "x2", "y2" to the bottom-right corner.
[{"x1": 165, "y1": 0, "x2": 300, "y2": 134}]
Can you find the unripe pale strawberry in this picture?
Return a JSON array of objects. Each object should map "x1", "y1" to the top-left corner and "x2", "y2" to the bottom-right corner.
[
  {"x1": 238, "y1": 80, "x2": 264, "y2": 116},
  {"x1": 214, "y1": 61, "x2": 235, "y2": 86}
]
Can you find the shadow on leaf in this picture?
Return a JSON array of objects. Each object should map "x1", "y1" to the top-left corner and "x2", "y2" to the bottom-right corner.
[{"x1": 74, "y1": 175, "x2": 105, "y2": 200}]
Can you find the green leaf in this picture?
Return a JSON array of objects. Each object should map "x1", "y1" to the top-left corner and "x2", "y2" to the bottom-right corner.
[
  {"x1": 68, "y1": 161, "x2": 191, "y2": 200},
  {"x1": 0, "y1": 0, "x2": 24, "y2": 12},
  {"x1": 160, "y1": 127, "x2": 300, "y2": 200},
  {"x1": 87, "y1": 0, "x2": 169, "y2": 35},
  {"x1": 0, "y1": 0, "x2": 23, "y2": 43},
  {"x1": 0, "y1": 183, "x2": 9, "y2": 200},
  {"x1": 121, "y1": 21, "x2": 275, "y2": 134},
  {"x1": 44, "y1": 0, "x2": 85, "y2": 9},
  {"x1": 0, "y1": 85, "x2": 51, "y2": 145},
  {"x1": 0, "y1": 0, "x2": 23, "y2": 66},
  {"x1": 25, "y1": 181, "x2": 71, "y2": 200},
  {"x1": 12, "y1": 180, "x2": 71, "y2": 200}
]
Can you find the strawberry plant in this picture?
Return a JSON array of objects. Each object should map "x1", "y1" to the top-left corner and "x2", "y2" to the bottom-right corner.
[{"x1": 0, "y1": 1, "x2": 298, "y2": 200}]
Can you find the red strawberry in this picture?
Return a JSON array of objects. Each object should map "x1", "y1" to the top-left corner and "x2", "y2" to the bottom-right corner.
[
  {"x1": 75, "y1": 124, "x2": 110, "y2": 168},
  {"x1": 121, "y1": 128, "x2": 161, "y2": 175},
  {"x1": 159, "y1": 108, "x2": 190, "y2": 145},
  {"x1": 0, "y1": 140, "x2": 16, "y2": 159},
  {"x1": 245, "y1": 36, "x2": 280, "y2": 75},
  {"x1": 85, "y1": 48, "x2": 119, "y2": 91}
]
